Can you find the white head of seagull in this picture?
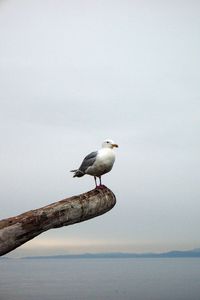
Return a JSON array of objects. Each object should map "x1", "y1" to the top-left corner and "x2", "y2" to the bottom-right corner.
[
  {"x1": 71, "y1": 139, "x2": 118, "y2": 188},
  {"x1": 102, "y1": 139, "x2": 119, "y2": 149}
]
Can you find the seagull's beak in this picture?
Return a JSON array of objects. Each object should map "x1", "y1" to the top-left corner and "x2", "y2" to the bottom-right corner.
[{"x1": 112, "y1": 143, "x2": 119, "y2": 148}]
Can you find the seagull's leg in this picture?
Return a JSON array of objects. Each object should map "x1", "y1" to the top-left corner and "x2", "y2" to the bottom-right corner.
[
  {"x1": 98, "y1": 176, "x2": 104, "y2": 188},
  {"x1": 94, "y1": 176, "x2": 97, "y2": 188},
  {"x1": 96, "y1": 176, "x2": 104, "y2": 189}
]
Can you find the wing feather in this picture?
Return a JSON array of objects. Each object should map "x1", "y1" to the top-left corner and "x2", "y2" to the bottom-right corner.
[
  {"x1": 79, "y1": 151, "x2": 98, "y2": 173},
  {"x1": 71, "y1": 151, "x2": 98, "y2": 177}
]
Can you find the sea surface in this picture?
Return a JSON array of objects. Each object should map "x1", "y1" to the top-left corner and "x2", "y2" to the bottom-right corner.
[{"x1": 1, "y1": 258, "x2": 200, "y2": 300}]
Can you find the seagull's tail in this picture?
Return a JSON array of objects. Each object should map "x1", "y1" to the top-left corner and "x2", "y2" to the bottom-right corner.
[{"x1": 70, "y1": 169, "x2": 85, "y2": 177}]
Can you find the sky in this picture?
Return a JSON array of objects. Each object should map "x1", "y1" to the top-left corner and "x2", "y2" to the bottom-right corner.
[{"x1": 0, "y1": 0, "x2": 200, "y2": 257}]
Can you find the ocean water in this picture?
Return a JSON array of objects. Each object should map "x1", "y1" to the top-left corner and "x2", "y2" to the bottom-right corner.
[{"x1": 0, "y1": 258, "x2": 200, "y2": 300}]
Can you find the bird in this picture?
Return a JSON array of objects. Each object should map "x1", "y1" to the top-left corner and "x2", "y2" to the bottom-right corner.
[{"x1": 71, "y1": 139, "x2": 118, "y2": 188}]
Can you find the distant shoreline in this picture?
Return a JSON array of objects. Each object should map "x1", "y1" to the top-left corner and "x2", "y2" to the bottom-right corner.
[{"x1": 4, "y1": 248, "x2": 198, "y2": 259}]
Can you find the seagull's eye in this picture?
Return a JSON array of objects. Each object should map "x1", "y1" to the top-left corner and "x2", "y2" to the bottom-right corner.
[{"x1": 106, "y1": 141, "x2": 109, "y2": 144}]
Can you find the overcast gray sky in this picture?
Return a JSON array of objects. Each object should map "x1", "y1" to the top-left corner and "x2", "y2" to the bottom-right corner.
[{"x1": 0, "y1": 0, "x2": 200, "y2": 257}]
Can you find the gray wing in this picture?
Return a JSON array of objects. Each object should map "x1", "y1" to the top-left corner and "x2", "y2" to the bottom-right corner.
[{"x1": 79, "y1": 151, "x2": 98, "y2": 173}]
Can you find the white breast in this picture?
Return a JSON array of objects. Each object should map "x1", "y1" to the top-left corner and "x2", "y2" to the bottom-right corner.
[{"x1": 86, "y1": 148, "x2": 115, "y2": 177}]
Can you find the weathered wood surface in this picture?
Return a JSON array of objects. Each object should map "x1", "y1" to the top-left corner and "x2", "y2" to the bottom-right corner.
[{"x1": 0, "y1": 186, "x2": 116, "y2": 256}]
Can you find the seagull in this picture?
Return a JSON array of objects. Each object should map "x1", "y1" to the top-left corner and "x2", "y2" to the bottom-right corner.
[{"x1": 71, "y1": 139, "x2": 118, "y2": 188}]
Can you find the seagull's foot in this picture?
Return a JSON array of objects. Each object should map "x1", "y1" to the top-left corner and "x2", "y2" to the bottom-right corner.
[{"x1": 96, "y1": 184, "x2": 106, "y2": 189}]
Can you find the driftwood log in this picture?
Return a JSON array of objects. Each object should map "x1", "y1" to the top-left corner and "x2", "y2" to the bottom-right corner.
[{"x1": 0, "y1": 186, "x2": 116, "y2": 256}]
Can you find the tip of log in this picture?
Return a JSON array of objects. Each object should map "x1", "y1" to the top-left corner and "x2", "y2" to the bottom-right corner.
[{"x1": 49, "y1": 184, "x2": 117, "y2": 225}]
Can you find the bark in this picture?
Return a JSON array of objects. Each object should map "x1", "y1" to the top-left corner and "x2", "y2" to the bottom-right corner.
[{"x1": 0, "y1": 186, "x2": 116, "y2": 256}]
